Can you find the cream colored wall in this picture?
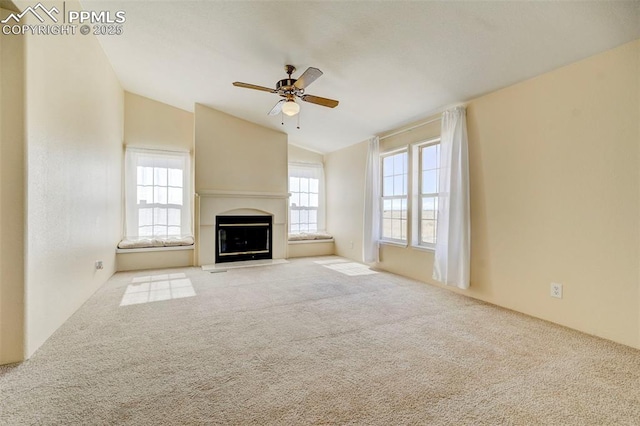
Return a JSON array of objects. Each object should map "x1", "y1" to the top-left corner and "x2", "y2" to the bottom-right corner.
[
  {"x1": 380, "y1": 119, "x2": 441, "y2": 152},
  {"x1": 372, "y1": 40, "x2": 640, "y2": 348},
  {"x1": 116, "y1": 249, "x2": 194, "y2": 272},
  {"x1": 325, "y1": 140, "x2": 368, "y2": 261},
  {"x1": 0, "y1": 7, "x2": 25, "y2": 364},
  {"x1": 24, "y1": 2, "x2": 124, "y2": 357},
  {"x1": 195, "y1": 104, "x2": 287, "y2": 193},
  {"x1": 124, "y1": 92, "x2": 193, "y2": 151},
  {"x1": 462, "y1": 40, "x2": 639, "y2": 348},
  {"x1": 119, "y1": 93, "x2": 194, "y2": 272},
  {"x1": 288, "y1": 144, "x2": 324, "y2": 164},
  {"x1": 116, "y1": 248, "x2": 195, "y2": 272},
  {"x1": 288, "y1": 241, "x2": 335, "y2": 258}
]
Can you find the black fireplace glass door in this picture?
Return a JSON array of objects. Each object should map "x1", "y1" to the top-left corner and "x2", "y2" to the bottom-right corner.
[{"x1": 215, "y1": 216, "x2": 273, "y2": 263}]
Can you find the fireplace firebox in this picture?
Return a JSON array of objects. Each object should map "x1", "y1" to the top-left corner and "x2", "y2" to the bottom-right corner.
[{"x1": 215, "y1": 215, "x2": 272, "y2": 263}]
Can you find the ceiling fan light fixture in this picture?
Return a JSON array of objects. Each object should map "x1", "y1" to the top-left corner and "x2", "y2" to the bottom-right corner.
[{"x1": 282, "y1": 99, "x2": 300, "y2": 116}]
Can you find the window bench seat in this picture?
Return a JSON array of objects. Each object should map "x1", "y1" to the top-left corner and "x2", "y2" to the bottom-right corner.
[
  {"x1": 288, "y1": 233, "x2": 334, "y2": 258},
  {"x1": 116, "y1": 237, "x2": 195, "y2": 271}
]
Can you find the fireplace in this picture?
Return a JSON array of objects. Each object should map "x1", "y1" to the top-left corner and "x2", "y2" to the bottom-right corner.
[
  {"x1": 215, "y1": 215, "x2": 273, "y2": 263},
  {"x1": 196, "y1": 191, "x2": 288, "y2": 267}
]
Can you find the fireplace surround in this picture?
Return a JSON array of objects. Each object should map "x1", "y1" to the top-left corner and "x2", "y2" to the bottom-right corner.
[{"x1": 196, "y1": 190, "x2": 288, "y2": 267}]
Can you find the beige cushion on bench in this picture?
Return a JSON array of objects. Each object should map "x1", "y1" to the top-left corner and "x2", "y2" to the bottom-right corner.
[
  {"x1": 288, "y1": 232, "x2": 333, "y2": 242},
  {"x1": 118, "y1": 236, "x2": 195, "y2": 249}
]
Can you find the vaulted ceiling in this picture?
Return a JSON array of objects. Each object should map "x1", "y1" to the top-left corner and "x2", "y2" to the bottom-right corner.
[{"x1": 84, "y1": 0, "x2": 640, "y2": 153}]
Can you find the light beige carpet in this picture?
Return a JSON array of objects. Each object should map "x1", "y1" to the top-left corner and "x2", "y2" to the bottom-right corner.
[{"x1": 2, "y1": 256, "x2": 640, "y2": 425}]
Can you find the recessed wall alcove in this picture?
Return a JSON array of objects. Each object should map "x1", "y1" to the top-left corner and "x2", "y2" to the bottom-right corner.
[{"x1": 194, "y1": 104, "x2": 289, "y2": 268}]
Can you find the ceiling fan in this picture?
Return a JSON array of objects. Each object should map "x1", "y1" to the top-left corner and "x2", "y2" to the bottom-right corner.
[{"x1": 233, "y1": 65, "x2": 339, "y2": 117}]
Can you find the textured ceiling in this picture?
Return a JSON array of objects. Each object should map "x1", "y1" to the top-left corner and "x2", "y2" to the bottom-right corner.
[{"x1": 83, "y1": 1, "x2": 640, "y2": 153}]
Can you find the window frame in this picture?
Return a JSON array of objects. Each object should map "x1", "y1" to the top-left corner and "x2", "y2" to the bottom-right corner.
[
  {"x1": 124, "y1": 147, "x2": 192, "y2": 241},
  {"x1": 380, "y1": 148, "x2": 409, "y2": 244},
  {"x1": 414, "y1": 138, "x2": 441, "y2": 250},
  {"x1": 288, "y1": 162, "x2": 325, "y2": 234}
]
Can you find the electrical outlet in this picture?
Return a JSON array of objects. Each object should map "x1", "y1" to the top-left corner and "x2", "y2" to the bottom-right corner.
[
  {"x1": 550, "y1": 282, "x2": 563, "y2": 299},
  {"x1": 350, "y1": 241, "x2": 354, "y2": 249},
  {"x1": 95, "y1": 260, "x2": 104, "y2": 270}
]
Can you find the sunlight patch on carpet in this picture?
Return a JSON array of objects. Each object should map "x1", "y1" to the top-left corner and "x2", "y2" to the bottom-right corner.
[
  {"x1": 120, "y1": 273, "x2": 196, "y2": 306},
  {"x1": 313, "y1": 259, "x2": 349, "y2": 265},
  {"x1": 314, "y1": 259, "x2": 377, "y2": 276}
]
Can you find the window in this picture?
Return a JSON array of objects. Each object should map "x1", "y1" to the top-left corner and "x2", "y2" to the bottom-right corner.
[
  {"x1": 289, "y1": 163, "x2": 325, "y2": 233},
  {"x1": 379, "y1": 139, "x2": 440, "y2": 248},
  {"x1": 381, "y1": 150, "x2": 408, "y2": 242},
  {"x1": 418, "y1": 141, "x2": 440, "y2": 246},
  {"x1": 124, "y1": 148, "x2": 191, "y2": 240}
]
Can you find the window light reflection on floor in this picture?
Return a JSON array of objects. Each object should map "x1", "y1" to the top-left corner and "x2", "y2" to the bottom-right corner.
[
  {"x1": 120, "y1": 273, "x2": 196, "y2": 306},
  {"x1": 313, "y1": 259, "x2": 349, "y2": 265},
  {"x1": 314, "y1": 259, "x2": 377, "y2": 276}
]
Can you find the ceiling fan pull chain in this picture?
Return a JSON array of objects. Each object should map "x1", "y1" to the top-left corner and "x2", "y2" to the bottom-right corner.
[
  {"x1": 297, "y1": 110, "x2": 301, "y2": 130},
  {"x1": 281, "y1": 111, "x2": 284, "y2": 126}
]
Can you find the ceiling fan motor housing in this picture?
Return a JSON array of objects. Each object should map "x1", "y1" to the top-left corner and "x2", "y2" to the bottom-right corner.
[{"x1": 276, "y1": 78, "x2": 298, "y2": 93}]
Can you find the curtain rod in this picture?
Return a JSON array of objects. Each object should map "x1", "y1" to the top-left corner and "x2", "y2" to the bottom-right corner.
[
  {"x1": 125, "y1": 145, "x2": 191, "y2": 154},
  {"x1": 378, "y1": 116, "x2": 441, "y2": 141}
]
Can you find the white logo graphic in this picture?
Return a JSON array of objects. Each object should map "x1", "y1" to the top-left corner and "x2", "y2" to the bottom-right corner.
[
  {"x1": 1, "y1": 2, "x2": 59, "y2": 24},
  {"x1": 2, "y1": 2, "x2": 125, "y2": 36}
]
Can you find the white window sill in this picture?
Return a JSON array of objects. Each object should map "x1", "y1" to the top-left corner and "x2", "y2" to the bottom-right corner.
[
  {"x1": 116, "y1": 245, "x2": 194, "y2": 254},
  {"x1": 410, "y1": 244, "x2": 435, "y2": 253},
  {"x1": 379, "y1": 240, "x2": 408, "y2": 249},
  {"x1": 288, "y1": 238, "x2": 335, "y2": 245},
  {"x1": 379, "y1": 241, "x2": 434, "y2": 253}
]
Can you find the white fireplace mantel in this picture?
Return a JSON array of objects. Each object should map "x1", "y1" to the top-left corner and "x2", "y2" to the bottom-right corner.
[
  {"x1": 197, "y1": 190, "x2": 290, "y2": 200},
  {"x1": 196, "y1": 190, "x2": 289, "y2": 267}
]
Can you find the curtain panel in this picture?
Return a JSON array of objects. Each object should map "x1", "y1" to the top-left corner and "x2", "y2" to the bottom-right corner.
[
  {"x1": 432, "y1": 107, "x2": 470, "y2": 289},
  {"x1": 363, "y1": 137, "x2": 381, "y2": 263}
]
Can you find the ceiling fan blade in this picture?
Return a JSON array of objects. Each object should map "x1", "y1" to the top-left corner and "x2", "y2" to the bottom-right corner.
[
  {"x1": 233, "y1": 82, "x2": 276, "y2": 93},
  {"x1": 268, "y1": 99, "x2": 285, "y2": 116},
  {"x1": 300, "y1": 94, "x2": 339, "y2": 108},
  {"x1": 294, "y1": 67, "x2": 323, "y2": 89}
]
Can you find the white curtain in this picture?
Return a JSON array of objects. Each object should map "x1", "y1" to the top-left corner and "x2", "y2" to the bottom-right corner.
[
  {"x1": 433, "y1": 107, "x2": 470, "y2": 289},
  {"x1": 363, "y1": 136, "x2": 380, "y2": 263},
  {"x1": 124, "y1": 147, "x2": 192, "y2": 240},
  {"x1": 288, "y1": 162, "x2": 326, "y2": 232}
]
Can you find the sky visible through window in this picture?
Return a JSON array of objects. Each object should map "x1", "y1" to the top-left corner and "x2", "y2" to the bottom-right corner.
[
  {"x1": 420, "y1": 143, "x2": 440, "y2": 245},
  {"x1": 137, "y1": 165, "x2": 183, "y2": 237},
  {"x1": 290, "y1": 176, "x2": 319, "y2": 233},
  {"x1": 382, "y1": 151, "x2": 408, "y2": 241}
]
